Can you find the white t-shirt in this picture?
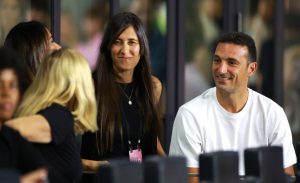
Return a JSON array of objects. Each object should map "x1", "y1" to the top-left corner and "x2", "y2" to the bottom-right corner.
[{"x1": 169, "y1": 87, "x2": 297, "y2": 175}]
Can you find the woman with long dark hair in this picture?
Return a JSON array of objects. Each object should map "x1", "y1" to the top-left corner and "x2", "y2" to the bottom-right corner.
[
  {"x1": 4, "y1": 20, "x2": 61, "y2": 82},
  {"x1": 81, "y1": 12, "x2": 165, "y2": 171}
]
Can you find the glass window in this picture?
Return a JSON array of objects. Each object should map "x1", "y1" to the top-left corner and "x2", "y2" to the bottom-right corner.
[
  {"x1": 0, "y1": 0, "x2": 27, "y2": 44},
  {"x1": 0, "y1": 0, "x2": 53, "y2": 45},
  {"x1": 60, "y1": 0, "x2": 109, "y2": 71},
  {"x1": 26, "y1": 0, "x2": 51, "y2": 29},
  {"x1": 284, "y1": 0, "x2": 300, "y2": 142},
  {"x1": 184, "y1": 0, "x2": 223, "y2": 102},
  {"x1": 121, "y1": 0, "x2": 167, "y2": 84},
  {"x1": 243, "y1": 0, "x2": 275, "y2": 98}
]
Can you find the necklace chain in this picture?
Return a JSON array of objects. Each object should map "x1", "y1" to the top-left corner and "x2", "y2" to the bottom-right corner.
[{"x1": 119, "y1": 84, "x2": 134, "y2": 105}]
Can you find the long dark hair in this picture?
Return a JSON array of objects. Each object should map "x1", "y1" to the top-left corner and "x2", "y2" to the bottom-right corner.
[
  {"x1": 4, "y1": 21, "x2": 49, "y2": 81},
  {"x1": 95, "y1": 12, "x2": 160, "y2": 153}
]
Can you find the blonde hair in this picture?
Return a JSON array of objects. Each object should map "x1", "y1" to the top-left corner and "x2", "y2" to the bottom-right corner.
[{"x1": 15, "y1": 48, "x2": 98, "y2": 134}]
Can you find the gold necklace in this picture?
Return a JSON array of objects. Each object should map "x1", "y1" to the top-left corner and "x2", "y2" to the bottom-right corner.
[{"x1": 119, "y1": 84, "x2": 134, "y2": 105}]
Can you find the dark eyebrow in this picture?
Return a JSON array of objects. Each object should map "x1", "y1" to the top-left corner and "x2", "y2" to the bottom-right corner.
[
  {"x1": 213, "y1": 55, "x2": 220, "y2": 59},
  {"x1": 128, "y1": 38, "x2": 139, "y2": 41},
  {"x1": 227, "y1": 57, "x2": 238, "y2": 62}
]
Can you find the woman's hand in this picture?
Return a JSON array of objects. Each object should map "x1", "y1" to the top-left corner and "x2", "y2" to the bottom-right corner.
[
  {"x1": 81, "y1": 159, "x2": 109, "y2": 172},
  {"x1": 20, "y1": 168, "x2": 48, "y2": 183}
]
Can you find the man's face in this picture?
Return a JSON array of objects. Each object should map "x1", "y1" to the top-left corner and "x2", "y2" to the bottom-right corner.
[{"x1": 212, "y1": 43, "x2": 257, "y2": 94}]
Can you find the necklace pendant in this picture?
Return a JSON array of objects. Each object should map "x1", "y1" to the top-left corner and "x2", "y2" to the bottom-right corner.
[{"x1": 128, "y1": 100, "x2": 132, "y2": 105}]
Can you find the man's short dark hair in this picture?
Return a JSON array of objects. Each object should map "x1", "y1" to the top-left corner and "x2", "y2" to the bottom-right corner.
[{"x1": 217, "y1": 32, "x2": 257, "y2": 62}]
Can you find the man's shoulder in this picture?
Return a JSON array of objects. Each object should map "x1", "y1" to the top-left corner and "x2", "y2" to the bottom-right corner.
[
  {"x1": 181, "y1": 88, "x2": 214, "y2": 109},
  {"x1": 250, "y1": 89, "x2": 282, "y2": 109},
  {"x1": 179, "y1": 88, "x2": 215, "y2": 113}
]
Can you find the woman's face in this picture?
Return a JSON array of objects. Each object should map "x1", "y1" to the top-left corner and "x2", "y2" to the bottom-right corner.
[
  {"x1": 0, "y1": 69, "x2": 20, "y2": 123},
  {"x1": 111, "y1": 26, "x2": 141, "y2": 73},
  {"x1": 46, "y1": 28, "x2": 61, "y2": 53}
]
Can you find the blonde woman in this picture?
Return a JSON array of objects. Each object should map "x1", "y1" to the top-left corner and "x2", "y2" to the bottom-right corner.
[{"x1": 6, "y1": 48, "x2": 98, "y2": 182}]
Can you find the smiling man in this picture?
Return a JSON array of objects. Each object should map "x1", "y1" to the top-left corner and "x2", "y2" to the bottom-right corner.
[{"x1": 169, "y1": 32, "x2": 296, "y2": 183}]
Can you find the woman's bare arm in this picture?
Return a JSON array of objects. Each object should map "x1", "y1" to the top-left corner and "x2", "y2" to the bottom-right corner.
[
  {"x1": 81, "y1": 159, "x2": 109, "y2": 172},
  {"x1": 151, "y1": 76, "x2": 162, "y2": 104},
  {"x1": 5, "y1": 115, "x2": 51, "y2": 143},
  {"x1": 157, "y1": 137, "x2": 166, "y2": 156}
]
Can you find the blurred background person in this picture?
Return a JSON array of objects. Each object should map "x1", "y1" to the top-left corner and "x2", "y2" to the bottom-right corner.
[
  {"x1": 184, "y1": 0, "x2": 213, "y2": 102},
  {"x1": 60, "y1": 9, "x2": 78, "y2": 48},
  {"x1": 184, "y1": 43, "x2": 211, "y2": 102},
  {"x1": 246, "y1": 0, "x2": 274, "y2": 56},
  {"x1": 26, "y1": 0, "x2": 51, "y2": 30},
  {"x1": 197, "y1": 0, "x2": 223, "y2": 47},
  {"x1": 283, "y1": 8, "x2": 300, "y2": 142},
  {"x1": 0, "y1": 0, "x2": 27, "y2": 44},
  {"x1": 128, "y1": 0, "x2": 167, "y2": 83},
  {"x1": 76, "y1": 2, "x2": 108, "y2": 71},
  {"x1": 245, "y1": 0, "x2": 274, "y2": 93}
]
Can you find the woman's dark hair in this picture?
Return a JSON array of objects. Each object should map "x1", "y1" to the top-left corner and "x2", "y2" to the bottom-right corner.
[
  {"x1": 0, "y1": 47, "x2": 30, "y2": 95},
  {"x1": 95, "y1": 12, "x2": 159, "y2": 153},
  {"x1": 3, "y1": 21, "x2": 49, "y2": 81}
]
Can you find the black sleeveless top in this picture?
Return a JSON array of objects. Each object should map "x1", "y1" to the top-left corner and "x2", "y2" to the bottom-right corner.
[{"x1": 81, "y1": 82, "x2": 157, "y2": 161}]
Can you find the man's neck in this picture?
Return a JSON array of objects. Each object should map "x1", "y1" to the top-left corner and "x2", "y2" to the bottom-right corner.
[{"x1": 216, "y1": 88, "x2": 249, "y2": 113}]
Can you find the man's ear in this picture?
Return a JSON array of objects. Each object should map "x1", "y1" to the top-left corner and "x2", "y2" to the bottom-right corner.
[{"x1": 248, "y1": 62, "x2": 257, "y2": 76}]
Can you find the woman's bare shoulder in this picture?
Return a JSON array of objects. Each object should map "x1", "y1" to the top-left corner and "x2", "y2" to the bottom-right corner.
[{"x1": 151, "y1": 76, "x2": 162, "y2": 103}]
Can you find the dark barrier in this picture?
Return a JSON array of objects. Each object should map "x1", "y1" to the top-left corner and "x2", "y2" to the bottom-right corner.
[
  {"x1": 144, "y1": 156, "x2": 188, "y2": 183},
  {"x1": 199, "y1": 151, "x2": 239, "y2": 183},
  {"x1": 0, "y1": 169, "x2": 20, "y2": 183},
  {"x1": 244, "y1": 146, "x2": 288, "y2": 183},
  {"x1": 95, "y1": 159, "x2": 143, "y2": 183}
]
